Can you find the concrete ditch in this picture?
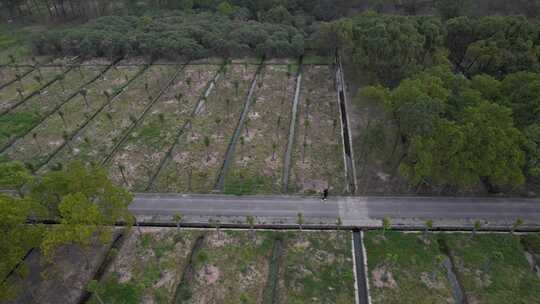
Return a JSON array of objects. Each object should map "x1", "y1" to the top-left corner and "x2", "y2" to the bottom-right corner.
[
  {"x1": 335, "y1": 51, "x2": 358, "y2": 194},
  {"x1": 281, "y1": 57, "x2": 303, "y2": 193},
  {"x1": 0, "y1": 58, "x2": 122, "y2": 153},
  {"x1": 100, "y1": 62, "x2": 189, "y2": 166},
  {"x1": 352, "y1": 230, "x2": 370, "y2": 304},
  {"x1": 32, "y1": 62, "x2": 151, "y2": 172},
  {"x1": 213, "y1": 59, "x2": 266, "y2": 192},
  {"x1": 146, "y1": 63, "x2": 226, "y2": 191}
]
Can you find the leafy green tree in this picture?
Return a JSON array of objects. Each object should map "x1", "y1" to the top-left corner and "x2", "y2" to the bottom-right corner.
[
  {"x1": 218, "y1": 1, "x2": 234, "y2": 16},
  {"x1": 0, "y1": 162, "x2": 33, "y2": 197},
  {"x1": 435, "y1": 0, "x2": 471, "y2": 20}
]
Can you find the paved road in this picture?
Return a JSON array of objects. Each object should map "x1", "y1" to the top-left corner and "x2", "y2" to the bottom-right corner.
[{"x1": 130, "y1": 193, "x2": 540, "y2": 228}]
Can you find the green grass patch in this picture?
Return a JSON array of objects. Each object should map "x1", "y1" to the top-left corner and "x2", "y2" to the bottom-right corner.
[
  {"x1": 443, "y1": 233, "x2": 540, "y2": 304},
  {"x1": 364, "y1": 231, "x2": 453, "y2": 304},
  {"x1": 223, "y1": 172, "x2": 268, "y2": 195},
  {"x1": 280, "y1": 231, "x2": 354, "y2": 303},
  {"x1": 88, "y1": 273, "x2": 141, "y2": 304},
  {"x1": 0, "y1": 112, "x2": 40, "y2": 145},
  {"x1": 523, "y1": 233, "x2": 540, "y2": 254}
]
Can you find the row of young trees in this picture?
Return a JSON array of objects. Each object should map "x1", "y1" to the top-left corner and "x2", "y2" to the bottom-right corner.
[
  {"x1": 32, "y1": 12, "x2": 305, "y2": 60},
  {"x1": 0, "y1": 161, "x2": 133, "y2": 301}
]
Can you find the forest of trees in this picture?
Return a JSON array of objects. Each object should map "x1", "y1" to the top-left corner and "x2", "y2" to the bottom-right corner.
[{"x1": 318, "y1": 12, "x2": 540, "y2": 193}]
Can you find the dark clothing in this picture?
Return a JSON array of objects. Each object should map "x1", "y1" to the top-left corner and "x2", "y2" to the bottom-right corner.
[{"x1": 322, "y1": 189, "x2": 329, "y2": 200}]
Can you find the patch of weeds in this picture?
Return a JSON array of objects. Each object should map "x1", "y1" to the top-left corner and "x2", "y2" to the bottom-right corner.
[
  {"x1": 154, "y1": 286, "x2": 169, "y2": 304},
  {"x1": 89, "y1": 273, "x2": 141, "y2": 304},
  {"x1": 138, "y1": 234, "x2": 152, "y2": 250},
  {"x1": 140, "y1": 260, "x2": 161, "y2": 289},
  {"x1": 223, "y1": 173, "x2": 267, "y2": 195},
  {"x1": 197, "y1": 249, "x2": 209, "y2": 265},
  {"x1": 154, "y1": 242, "x2": 175, "y2": 259},
  {"x1": 523, "y1": 233, "x2": 540, "y2": 254},
  {"x1": 176, "y1": 284, "x2": 192, "y2": 302},
  {"x1": 0, "y1": 112, "x2": 40, "y2": 144},
  {"x1": 240, "y1": 293, "x2": 254, "y2": 304}
]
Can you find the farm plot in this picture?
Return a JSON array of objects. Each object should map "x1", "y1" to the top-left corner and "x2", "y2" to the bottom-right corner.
[
  {"x1": 107, "y1": 65, "x2": 219, "y2": 191},
  {"x1": 0, "y1": 64, "x2": 34, "y2": 85},
  {"x1": 41, "y1": 64, "x2": 181, "y2": 173},
  {"x1": 87, "y1": 227, "x2": 202, "y2": 304},
  {"x1": 442, "y1": 233, "x2": 540, "y2": 304},
  {"x1": 181, "y1": 230, "x2": 274, "y2": 304},
  {"x1": 0, "y1": 65, "x2": 104, "y2": 150},
  {"x1": 289, "y1": 65, "x2": 346, "y2": 195},
  {"x1": 0, "y1": 64, "x2": 69, "y2": 111},
  {"x1": 364, "y1": 231, "x2": 454, "y2": 304},
  {"x1": 152, "y1": 63, "x2": 258, "y2": 193},
  {"x1": 223, "y1": 64, "x2": 297, "y2": 194},
  {"x1": 277, "y1": 230, "x2": 355, "y2": 303},
  {"x1": 1, "y1": 64, "x2": 142, "y2": 169}
]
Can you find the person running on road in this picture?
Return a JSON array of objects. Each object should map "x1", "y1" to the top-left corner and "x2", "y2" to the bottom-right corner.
[{"x1": 321, "y1": 188, "x2": 329, "y2": 201}]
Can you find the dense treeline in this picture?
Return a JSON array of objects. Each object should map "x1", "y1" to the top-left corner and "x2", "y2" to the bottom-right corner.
[
  {"x1": 0, "y1": 161, "x2": 132, "y2": 301},
  {"x1": 32, "y1": 13, "x2": 305, "y2": 59},
  {"x1": 3, "y1": 0, "x2": 540, "y2": 22}
]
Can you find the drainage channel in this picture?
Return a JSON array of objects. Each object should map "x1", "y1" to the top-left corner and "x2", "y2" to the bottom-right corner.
[
  {"x1": 352, "y1": 230, "x2": 370, "y2": 304},
  {"x1": 281, "y1": 57, "x2": 303, "y2": 193},
  {"x1": 0, "y1": 58, "x2": 121, "y2": 153},
  {"x1": 262, "y1": 237, "x2": 283, "y2": 304},
  {"x1": 100, "y1": 62, "x2": 189, "y2": 166},
  {"x1": 437, "y1": 237, "x2": 468, "y2": 304},
  {"x1": 214, "y1": 59, "x2": 266, "y2": 192},
  {"x1": 335, "y1": 51, "x2": 358, "y2": 194},
  {"x1": 32, "y1": 62, "x2": 151, "y2": 172},
  {"x1": 79, "y1": 230, "x2": 128, "y2": 304},
  {"x1": 146, "y1": 63, "x2": 226, "y2": 191},
  {"x1": 172, "y1": 233, "x2": 207, "y2": 303}
]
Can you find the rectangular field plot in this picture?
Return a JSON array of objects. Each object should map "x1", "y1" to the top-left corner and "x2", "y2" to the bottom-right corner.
[
  {"x1": 181, "y1": 230, "x2": 274, "y2": 303},
  {"x1": 41, "y1": 64, "x2": 181, "y2": 172},
  {"x1": 87, "y1": 227, "x2": 202, "y2": 304},
  {"x1": 442, "y1": 233, "x2": 540, "y2": 304},
  {"x1": 364, "y1": 231, "x2": 454, "y2": 304},
  {"x1": 277, "y1": 231, "x2": 355, "y2": 303},
  {"x1": 107, "y1": 65, "x2": 220, "y2": 191},
  {"x1": 223, "y1": 64, "x2": 297, "y2": 194},
  {"x1": 152, "y1": 64, "x2": 258, "y2": 193},
  {"x1": 0, "y1": 65, "x2": 104, "y2": 150},
  {"x1": 1, "y1": 64, "x2": 142, "y2": 168},
  {"x1": 289, "y1": 65, "x2": 346, "y2": 195}
]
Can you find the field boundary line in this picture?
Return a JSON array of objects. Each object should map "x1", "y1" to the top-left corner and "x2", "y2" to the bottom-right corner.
[
  {"x1": 32, "y1": 63, "x2": 151, "y2": 172},
  {"x1": 281, "y1": 57, "x2": 303, "y2": 193},
  {"x1": 146, "y1": 63, "x2": 226, "y2": 191},
  {"x1": 213, "y1": 58, "x2": 266, "y2": 192},
  {"x1": 0, "y1": 65, "x2": 76, "y2": 118},
  {"x1": 0, "y1": 58, "x2": 123, "y2": 154},
  {"x1": 100, "y1": 62, "x2": 189, "y2": 166}
]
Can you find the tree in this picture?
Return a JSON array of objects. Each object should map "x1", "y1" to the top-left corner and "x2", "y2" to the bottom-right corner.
[
  {"x1": 173, "y1": 212, "x2": 183, "y2": 230},
  {"x1": 218, "y1": 1, "x2": 234, "y2": 17},
  {"x1": 511, "y1": 218, "x2": 524, "y2": 235},
  {"x1": 80, "y1": 89, "x2": 89, "y2": 108},
  {"x1": 297, "y1": 212, "x2": 304, "y2": 231},
  {"x1": 382, "y1": 217, "x2": 391, "y2": 236},
  {"x1": 0, "y1": 162, "x2": 33, "y2": 197},
  {"x1": 435, "y1": 0, "x2": 471, "y2": 20},
  {"x1": 424, "y1": 219, "x2": 433, "y2": 242},
  {"x1": 472, "y1": 220, "x2": 481, "y2": 239},
  {"x1": 203, "y1": 136, "x2": 211, "y2": 162}
]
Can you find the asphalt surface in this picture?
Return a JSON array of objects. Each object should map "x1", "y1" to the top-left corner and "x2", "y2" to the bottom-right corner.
[{"x1": 130, "y1": 193, "x2": 540, "y2": 228}]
